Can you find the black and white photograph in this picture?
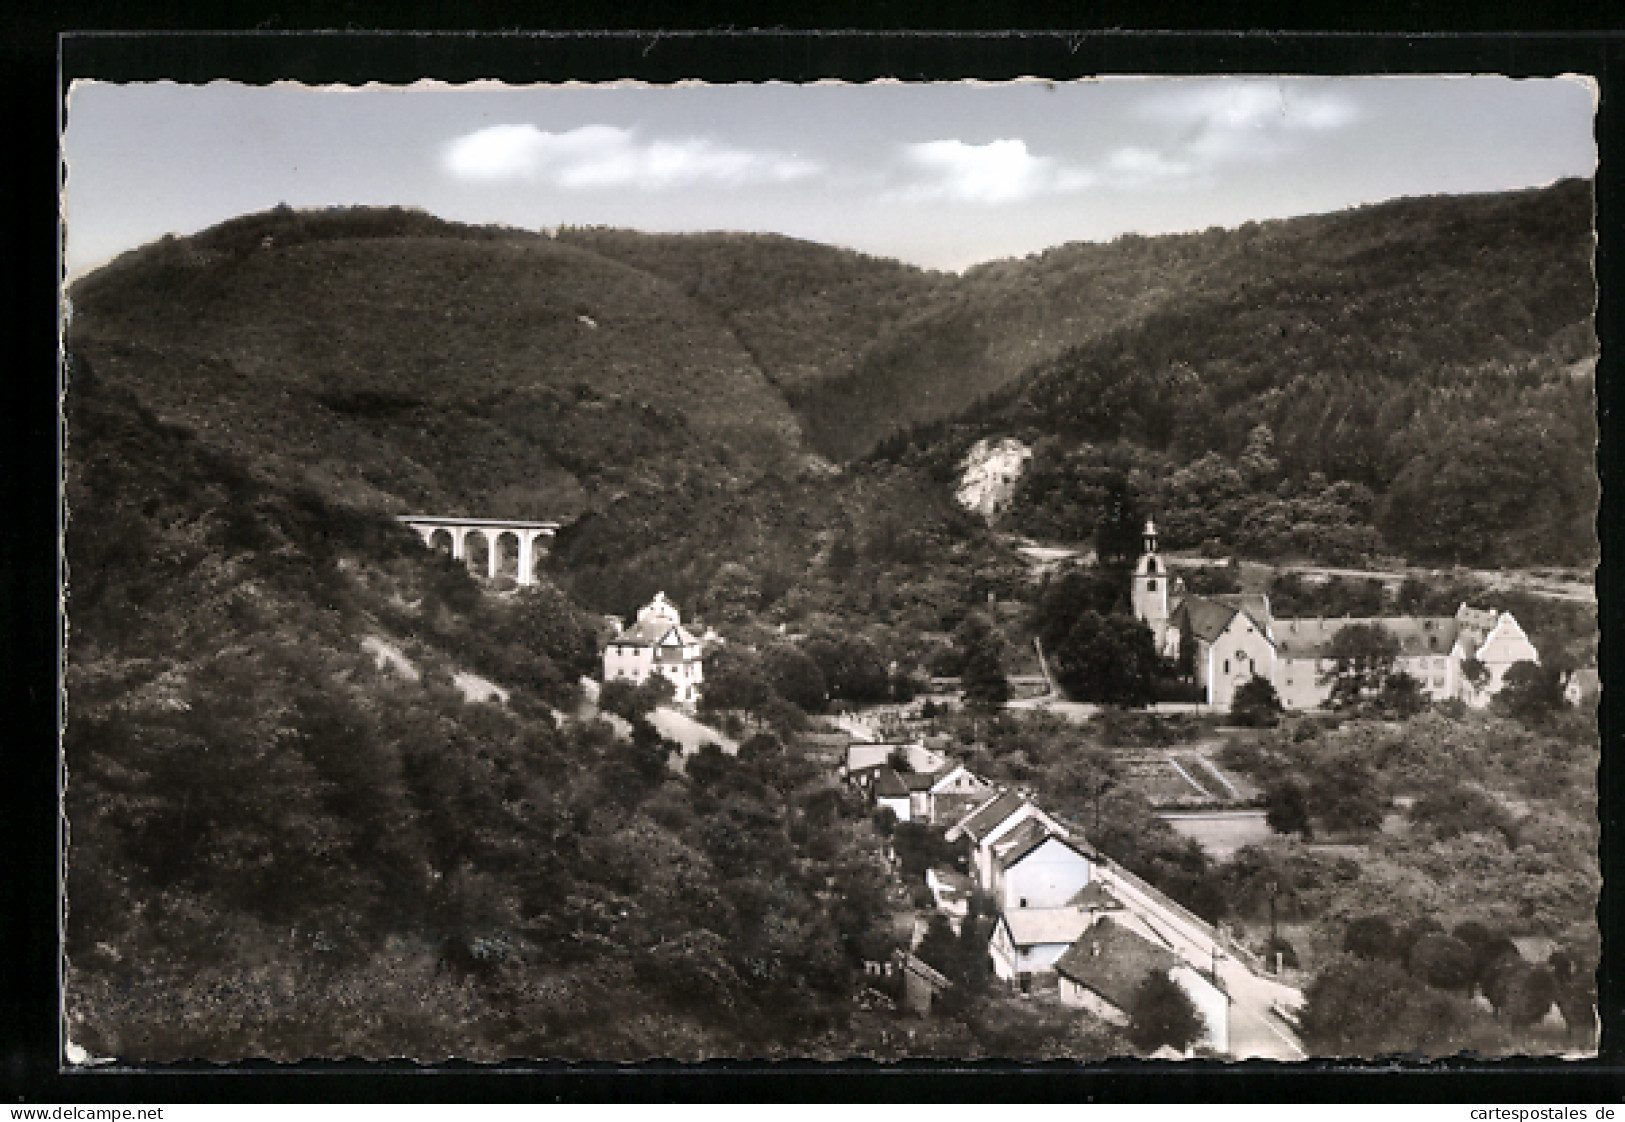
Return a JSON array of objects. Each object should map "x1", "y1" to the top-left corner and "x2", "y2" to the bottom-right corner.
[{"x1": 59, "y1": 66, "x2": 1601, "y2": 1064}]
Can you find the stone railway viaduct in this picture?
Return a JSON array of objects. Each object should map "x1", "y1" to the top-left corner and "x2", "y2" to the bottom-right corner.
[{"x1": 396, "y1": 515, "x2": 559, "y2": 586}]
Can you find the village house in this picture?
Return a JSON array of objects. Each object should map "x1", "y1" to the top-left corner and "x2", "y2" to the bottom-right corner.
[
  {"x1": 601, "y1": 592, "x2": 705, "y2": 705},
  {"x1": 988, "y1": 819, "x2": 1097, "y2": 913},
  {"x1": 989, "y1": 906, "x2": 1096, "y2": 983},
  {"x1": 946, "y1": 789, "x2": 1071, "y2": 894},
  {"x1": 1135, "y1": 521, "x2": 1539, "y2": 711},
  {"x1": 1053, "y1": 917, "x2": 1231, "y2": 1055}
]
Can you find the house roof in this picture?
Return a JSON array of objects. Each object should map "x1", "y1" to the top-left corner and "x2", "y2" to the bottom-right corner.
[
  {"x1": 1274, "y1": 615, "x2": 1459, "y2": 659},
  {"x1": 997, "y1": 827, "x2": 1095, "y2": 873},
  {"x1": 873, "y1": 767, "x2": 910, "y2": 798},
  {"x1": 1067, "y1": 881, "x2": 1123, "y2": 910},
  {"x1": 989, "y1": 817, "x2": 1050, "y2": 864},
  {"x1": 1053, "y1": 917, "x2": 1182, "y2": 1011},
  {"x1": 1001, "y1": 907, "x2": 1095, "y2": 949},
  {"x1": 955, "y1": 790, "x2": 1028, "y2": 843},
  {"x1": 903, "y1": 953, "x2": 952, "y2": 991}
]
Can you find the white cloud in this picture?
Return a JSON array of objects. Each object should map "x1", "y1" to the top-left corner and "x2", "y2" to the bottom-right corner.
[
  {"x1": 1141, "y1": 81, "x2": 1362, "y2": 134},
  {"x1": 442, "y1": 124, "x2": 821, "y2": 189},
  {"x1": 1133, "y1": 80, "x2": 1363, "y2": 169},
  {"x1": 1102, "y1": 145, "x2": 1195, "y2": 185},
  {"x1": 899, "y1": 138, "x2": 1095, "y2": 204}
]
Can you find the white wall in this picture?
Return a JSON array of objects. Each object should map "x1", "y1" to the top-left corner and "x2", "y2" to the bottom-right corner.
[{"x1": 1002, "y1": 839, "x2": 1093, "y2": 912}]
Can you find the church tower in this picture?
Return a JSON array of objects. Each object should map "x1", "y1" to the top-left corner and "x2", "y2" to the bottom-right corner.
[{"x1": 1132, "y1": 518, "x2": 1168, "y2": 640}]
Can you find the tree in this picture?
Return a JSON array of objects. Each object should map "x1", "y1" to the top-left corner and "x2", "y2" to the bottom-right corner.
[
  {"x1": 1343, "y1": 916, "x2": 1399, "y2": 961},
  {"x1": 1318, "y1": 623, "x2": 1400, "y2": 709},
  {"x1": 1309, "y1": 750, "x2": 1386, "y2": 836},
  {"x1": 962, "y1": 645, "x2": 1011, "y2": 713},
  {"x1": 1093, "y1": 471, "x2": 1145, "y2": 572},
  {"x1": 1126, "y1": 970, "x2": 1204, "y2": 1053},
  {"x1": 1263, "y1": 778, "x2": 1312, "y2": 838},
  {"x1": 762, "y1": 644, "x2": 827, "y2": 713},
  {"x1": 1497, "y1": 660, "x2": 1568, "y2": 723},
  {"x1": 1049, "y1": 610, "x2": 1159, "y2": 707},
  {"x1": 1230, "y1": 675, "x2": 1283, "y2": 727},
  {"x1": 1378, "y1": 670, "x2": 1427, "y2": 718},
  {"x1": 700, "y1": 647, "x2": 772, "y2": 722},
  {"x1": 1407, "y1": 934, "x2": 1476, "y2": 992},
  {"x1": 1298, "y1": 955, "x2": 1476, "y2": 1056}
]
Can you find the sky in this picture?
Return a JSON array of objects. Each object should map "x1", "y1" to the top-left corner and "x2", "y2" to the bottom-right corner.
[{"x1": 62, "y1": 76, "x2": 1596, "y2": 278}]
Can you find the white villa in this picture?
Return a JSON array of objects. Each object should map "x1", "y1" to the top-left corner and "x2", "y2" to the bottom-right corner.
[{"x1": 601, "y1": 592, "x2": 705, "y2": 705}]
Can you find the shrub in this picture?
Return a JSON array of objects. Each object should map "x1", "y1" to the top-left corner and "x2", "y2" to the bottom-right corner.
[
  {"x1": 1407, "y1": 934, "x2": 1476, "y2": 992},
  {"x1": 1127, "y1": 970, "x2": 1205, "y2": 1054},
  {"x1": 1343, "y1": 916, "x2": 1399, "y2": 961}
]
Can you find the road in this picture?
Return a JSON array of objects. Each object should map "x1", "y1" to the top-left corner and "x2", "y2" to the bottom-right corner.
[
  {"x1": 1095, "y1": 859, "x2": 1305, "y2": 1060},
  {"x1": 1003, "y1": 536, "x2": 1595, "y2": 605}
]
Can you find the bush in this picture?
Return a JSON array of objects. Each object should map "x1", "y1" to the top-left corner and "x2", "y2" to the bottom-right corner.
[
  {"x1": 1230, "y1": 675, "x2": 1284, "y2": 728},
  {"x1": 1127, "y1": 970, "x2": 1205, "y2": 1054},
  {"x1": 1407, "y1": 933, "x2": 1476, "y2": 992},
  {"x1": 1343, "y1": 916, "x2": 1399, "y2": 961},
  {"x1": 1299, "y1": 955, "x2": 1478, "y2": 1056}
]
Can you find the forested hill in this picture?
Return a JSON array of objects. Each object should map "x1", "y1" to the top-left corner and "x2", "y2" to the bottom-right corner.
[
  {"x1": 878, "y1": 179, "x2": 1598, "y2": 567},
  {"x1": 67, "y1": 181, "x2": 1597, "y2": 573}
]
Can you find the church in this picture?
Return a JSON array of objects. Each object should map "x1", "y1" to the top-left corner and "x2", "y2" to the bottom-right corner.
[{"x1": 1131, "y1": 520, "x2": 1538, "y2": 712}]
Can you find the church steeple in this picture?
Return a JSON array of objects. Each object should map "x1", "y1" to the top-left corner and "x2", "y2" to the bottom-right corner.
[{"x1": 1132, "y1": 516, "x2": 1168, "y2": 634}]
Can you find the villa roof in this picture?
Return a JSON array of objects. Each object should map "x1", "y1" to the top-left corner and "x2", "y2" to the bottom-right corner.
[
  {"x1": 609, "y1": 618, "x2": 699, "y2": 648},
  {"x1": 1053, "y1": 917, "x2": 1182, "y2": 1011},
  {"x1": 1274, "y1": 615, "x2": 1459, "y2": 659}
]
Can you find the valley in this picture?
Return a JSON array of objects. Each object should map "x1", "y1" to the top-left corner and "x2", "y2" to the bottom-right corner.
[{"x1": 60, "y1": 181, "x2": 1600, "y2": 1061}]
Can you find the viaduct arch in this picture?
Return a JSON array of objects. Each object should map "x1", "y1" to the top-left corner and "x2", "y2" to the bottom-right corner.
[{"x1": 396, "y1": 516, "x2": 560, "y2": 586}]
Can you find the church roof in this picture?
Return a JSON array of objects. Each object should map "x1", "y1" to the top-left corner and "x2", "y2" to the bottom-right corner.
[
  {"x1": 1174, "y1": 593, "x2": 1273, "y2": 644},
  {"x1": 1274, "y1": 615, "x2": 1459, "y2": 659}
]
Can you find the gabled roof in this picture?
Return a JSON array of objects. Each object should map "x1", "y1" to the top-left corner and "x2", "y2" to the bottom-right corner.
[
  {"x1": 997, "y1": 826, "x2": 1095, "y2": 873},
  {"x1": 872, "y1": 767, "x2": 910, "y2": 798},
  {"x1": 1068, "y1": 881, "x2": 1123, "y2": 910},
  {"x1": 1176, "y1": 594, "x2": 1274, "y2": 645},
  {"x1": 1000, "y1": 907, "x2": 1095, "y2": 949},
  {"x1": 1175, "y1": 596, "x2": 1243, "y2": 644},
  {"x1": 1053, "y1": 917, "x2": 1182, "y2": 1011},
  {"x1": 1215, "y1": 593, "x2": 1272, "y2": 633},
  {"x1": 927, "y1": 763, "x2": 983, "y2": 794},
  {"x1": 954, "y1": 789, "x2": 1028, "y2": 843},
  {"x1": 609, "y1": 618, "x2": 699, "y2": 648},
  {"x1": 989, "y1": 817, "x2": 1050, "y2": 864}
]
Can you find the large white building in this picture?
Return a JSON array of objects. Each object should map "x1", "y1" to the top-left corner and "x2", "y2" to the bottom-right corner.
[
  {"x1": 601, "y1": 592, "x2": 705, "y2": 705},
  {"x1": 1133, "y1": 521, "x2": 1539, "y2": 711}
]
